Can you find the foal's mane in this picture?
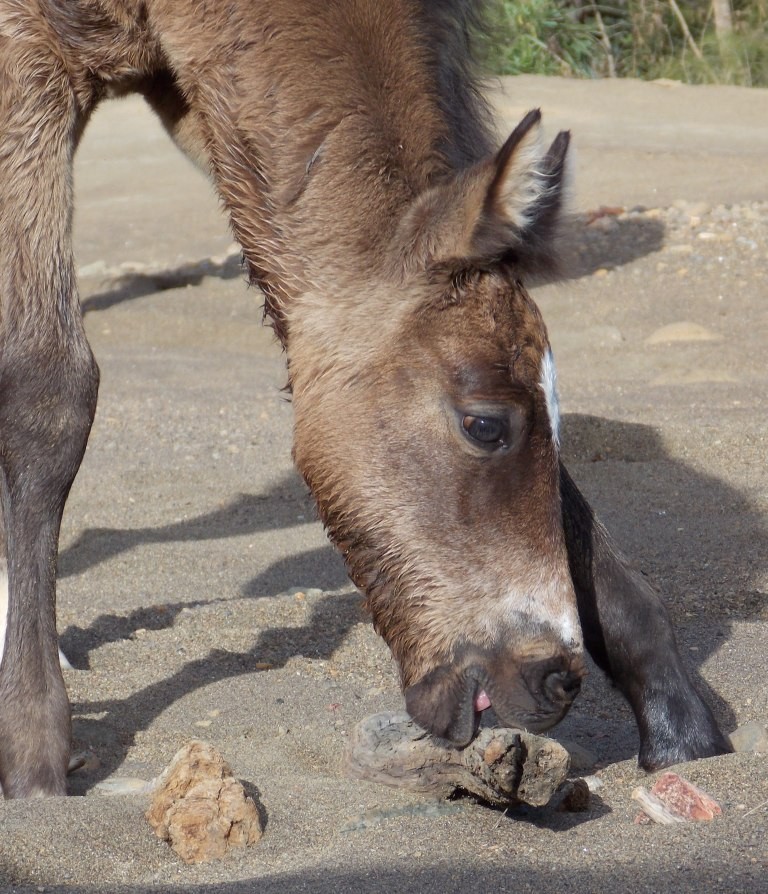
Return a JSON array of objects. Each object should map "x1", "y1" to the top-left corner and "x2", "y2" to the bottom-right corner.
[{"x1": 413, "y1": 0, "x2": 496, "y2": 168}]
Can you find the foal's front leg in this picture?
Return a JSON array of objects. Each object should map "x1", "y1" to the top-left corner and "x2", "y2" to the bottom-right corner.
[
  {"x1": 0, "y1": 36, "x2": 99, "y2": 797},
  {"x1": 560, "y1": 464, "x2": 732, "y2": 769}
]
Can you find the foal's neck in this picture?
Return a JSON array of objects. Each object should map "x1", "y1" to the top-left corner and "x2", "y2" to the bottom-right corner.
[{"x1": 197, "y1": 0, "x2": 492, "y2": 342}]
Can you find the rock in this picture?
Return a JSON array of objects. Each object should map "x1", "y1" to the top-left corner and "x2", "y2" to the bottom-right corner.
[
  {"x1": 97, "y1": 776, "x2": 154, "y2": 795},
  {"x1": 645, "y1": 321, "x2": 722, "y2": 344},
  {"x1": 343, "y1": 712, "x2": 570, "y2": 808},
  {"x1": 559, "y1": 740, "x2": 598, "y2": 773},
  {"x1": 146, "y1": 740, "x2": 263, "y2": 863},
  {"x1": 558, "y1": 778, "x2": 591, "y2": 812},
  {"x1": 729, "y1": 720, "x2": 768, "y2": 754},
  {"x1": 78, "y1": 259, "x2": 109, "y2": 278},
  {"x1": 582, "y1": 774, "x2": 604, "y2": 793},
  {"x1": 633, "y1": 772, "x2": 721, "y2": 825}
]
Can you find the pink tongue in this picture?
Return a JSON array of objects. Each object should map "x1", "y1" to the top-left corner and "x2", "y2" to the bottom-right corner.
[{"x1": 474, "y1": 690, "x2": 491, "y2": 712}]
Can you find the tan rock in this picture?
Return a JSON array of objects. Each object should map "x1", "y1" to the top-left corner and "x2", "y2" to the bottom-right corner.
[
  {"x1": 646, "y1": 321, "x2": 722, "y2": 344},
  {"x1": 146, "y1": 740, "x2": 263, "y2": 863}
]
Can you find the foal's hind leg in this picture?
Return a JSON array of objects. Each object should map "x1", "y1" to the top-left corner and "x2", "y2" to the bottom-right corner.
[
  {"x1": 560, "y1": 464, "x2": 732, "y2": 770},
  {"x1": 0, "y1": 35, "x2": 99, "y2": 797}
]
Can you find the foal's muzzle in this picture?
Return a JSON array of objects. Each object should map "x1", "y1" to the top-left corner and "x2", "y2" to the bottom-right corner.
[{"x1": 404, "y1": 647, "x2": 586, "y2": 747}]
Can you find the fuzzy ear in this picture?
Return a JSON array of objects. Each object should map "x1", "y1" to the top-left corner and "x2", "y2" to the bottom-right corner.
[
  {"x1": 400, "y1": 109, "x2": 570, "y2": 275},
  {"x1": 470, "y1": 109, "x2": 570, "y2": 268}
]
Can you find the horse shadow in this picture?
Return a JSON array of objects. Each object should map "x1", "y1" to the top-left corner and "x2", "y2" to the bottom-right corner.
[
  {"x1": 79, "y1": 250, "x2": 244, "y2": 315},
  {"x1": 60, "y1": 412, "x2": 765, "y2": 790},
  {"x1": 76, "y1": 211, "x2": 665, "y2": 318}
]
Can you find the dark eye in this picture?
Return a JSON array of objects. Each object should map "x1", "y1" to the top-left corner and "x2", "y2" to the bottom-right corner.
[{"x1": 461, "y1": 415, "x2": 509, "y2": 448}]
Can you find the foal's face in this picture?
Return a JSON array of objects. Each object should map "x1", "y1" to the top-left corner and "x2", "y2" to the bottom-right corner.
[
  {"x1": 292, "y1": 110, "x2": 583, "y2": 744},
  {"x1": 292, "y1": 269, "x2": 584, "y2": 744}
]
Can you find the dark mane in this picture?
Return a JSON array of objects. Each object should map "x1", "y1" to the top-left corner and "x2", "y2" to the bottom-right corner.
[{"x1": 415, "y1": 0, "x2": 497, "y2": 168}]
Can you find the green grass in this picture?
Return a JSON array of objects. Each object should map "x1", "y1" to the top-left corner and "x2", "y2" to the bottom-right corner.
[{"x1": 483, "y1": 0, "x2": 768, "y2": 86}]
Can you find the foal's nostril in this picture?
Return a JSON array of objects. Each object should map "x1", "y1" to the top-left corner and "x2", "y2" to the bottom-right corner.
[{"x1": 543, "y1": 669, "x2": 582, "y2": 705}]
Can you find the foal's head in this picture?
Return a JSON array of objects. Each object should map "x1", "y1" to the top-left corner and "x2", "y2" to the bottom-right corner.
[{"x1": 291, "y1": 110, "x2": 585, "y2": 744}]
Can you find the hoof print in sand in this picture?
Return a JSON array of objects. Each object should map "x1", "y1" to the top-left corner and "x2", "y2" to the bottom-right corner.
[
  {"x1": 632, "y1": 772, "x2": 722, "y2": 825},
  {"x1": 146, "y1": 740, "x2": 263, "y2": 863}
]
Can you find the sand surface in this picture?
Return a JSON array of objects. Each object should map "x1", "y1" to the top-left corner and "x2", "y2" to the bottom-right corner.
[{"x1": 1, "y1": 75, "x2": 766, "y2": 893}]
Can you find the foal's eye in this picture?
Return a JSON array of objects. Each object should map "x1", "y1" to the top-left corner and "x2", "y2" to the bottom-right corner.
[{"x1": 461, "y1": 415, "x2": 509, "y2": 448}]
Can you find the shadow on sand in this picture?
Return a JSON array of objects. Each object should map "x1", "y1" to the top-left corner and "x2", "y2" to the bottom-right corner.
[{"x1": 59, "y1": 413, "x2": 765, "y2": 792}]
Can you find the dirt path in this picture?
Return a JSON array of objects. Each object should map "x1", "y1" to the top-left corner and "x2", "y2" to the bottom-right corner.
[{"x1": 1, "y1": 76, "x2": 766, "y2": 893}]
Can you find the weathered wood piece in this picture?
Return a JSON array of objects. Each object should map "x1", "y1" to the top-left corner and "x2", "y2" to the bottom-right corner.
[
  {"x1": 146, "y1": 740, "x2": 263, "y2": 863},
  {"x1": 343, "y1": 712, "x2": 570, "y2": 807}
]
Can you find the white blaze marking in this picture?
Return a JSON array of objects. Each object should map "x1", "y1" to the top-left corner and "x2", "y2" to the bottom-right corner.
[
  {"x1": 495, "y1": 574, "x2": 584, "y2": 653},
  {"x1": 540, "y1": 348, "x2": 561, "y2": 448}
]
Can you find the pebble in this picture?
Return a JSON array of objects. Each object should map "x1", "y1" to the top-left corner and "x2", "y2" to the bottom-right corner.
[
  {"x1": 645, "y1": 321, "x2": 722, "y2": 344},
  {"x1": 78, "y1": 259, "x2": 109, "y2": 278},
  {"x1": 729, "y1": 720, "x2": 768, "y2": 754},
  {"x1": 582, "y1": 775, "x2": 604, "y2": 793},
  {"x1": 557, "y1": 778, "x2": 591, "y2": 812},
  {"x1": 560, "y1": 739, "x2": 598, "y2": 773},
  {"x1": 95, "y1": 776, "x2": 154, "y2": 795},
  {"x1": 633, "y1": 772, "x2": 721, "y2": 825}
]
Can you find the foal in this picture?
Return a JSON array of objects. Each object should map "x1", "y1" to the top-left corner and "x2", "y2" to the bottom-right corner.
[{"x1": 0, "y1": 0, "x2": 730, "y2": 798}]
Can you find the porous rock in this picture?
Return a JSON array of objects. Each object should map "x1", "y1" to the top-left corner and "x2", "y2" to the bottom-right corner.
[{"x1": 146, "y1": 740, "x2": 263, "y2": 863}]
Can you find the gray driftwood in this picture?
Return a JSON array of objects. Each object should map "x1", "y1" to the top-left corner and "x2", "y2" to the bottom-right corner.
[{"x1": 343, "y1": 712, "x2": 570, "y2": 807}]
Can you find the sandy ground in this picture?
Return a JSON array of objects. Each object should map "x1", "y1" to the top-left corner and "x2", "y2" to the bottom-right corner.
[{"x1": 1, "y1": 75, "x2": 766, "y2": 893}]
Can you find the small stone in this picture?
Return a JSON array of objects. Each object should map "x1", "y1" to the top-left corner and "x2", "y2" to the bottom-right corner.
[
  {"x1": 729, "y1": 720, "x2": 768, "y2": 754},
  {"x1": 582, "y1": 775, "x2": 604, "y2": 793},
  {"x1": 666, "y1": 244, "x2": 693, "y2": 254},
  {"x1": 559, "y1": 740, "x2": 598, "y2": 773},
  {"x1": 96, "y1": 776, "x2": 153, "y2": 795},
  {"x1": 78, "y1": 259, "x2": 109, "y2": 278},
  {"x1": 645, "y1": 321, "x2": 722, "y2": 344},
  {"x1": 558, "y1": 778, "x2": 591, "y2": 812},
  {"x1": 634, "y1": 772, "x2": 721, "y2": 824},
  {"x1": 146, "y1": 740, "x2": 263, "y2": 863}
]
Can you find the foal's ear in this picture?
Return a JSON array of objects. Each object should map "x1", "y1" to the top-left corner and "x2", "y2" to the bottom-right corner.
[
  {"x1": 470, "y1": 109, "x2": 570, "y2": 269},
  {"x1": 403, "y1": 109, "x2": 570, "y2": 275}
]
